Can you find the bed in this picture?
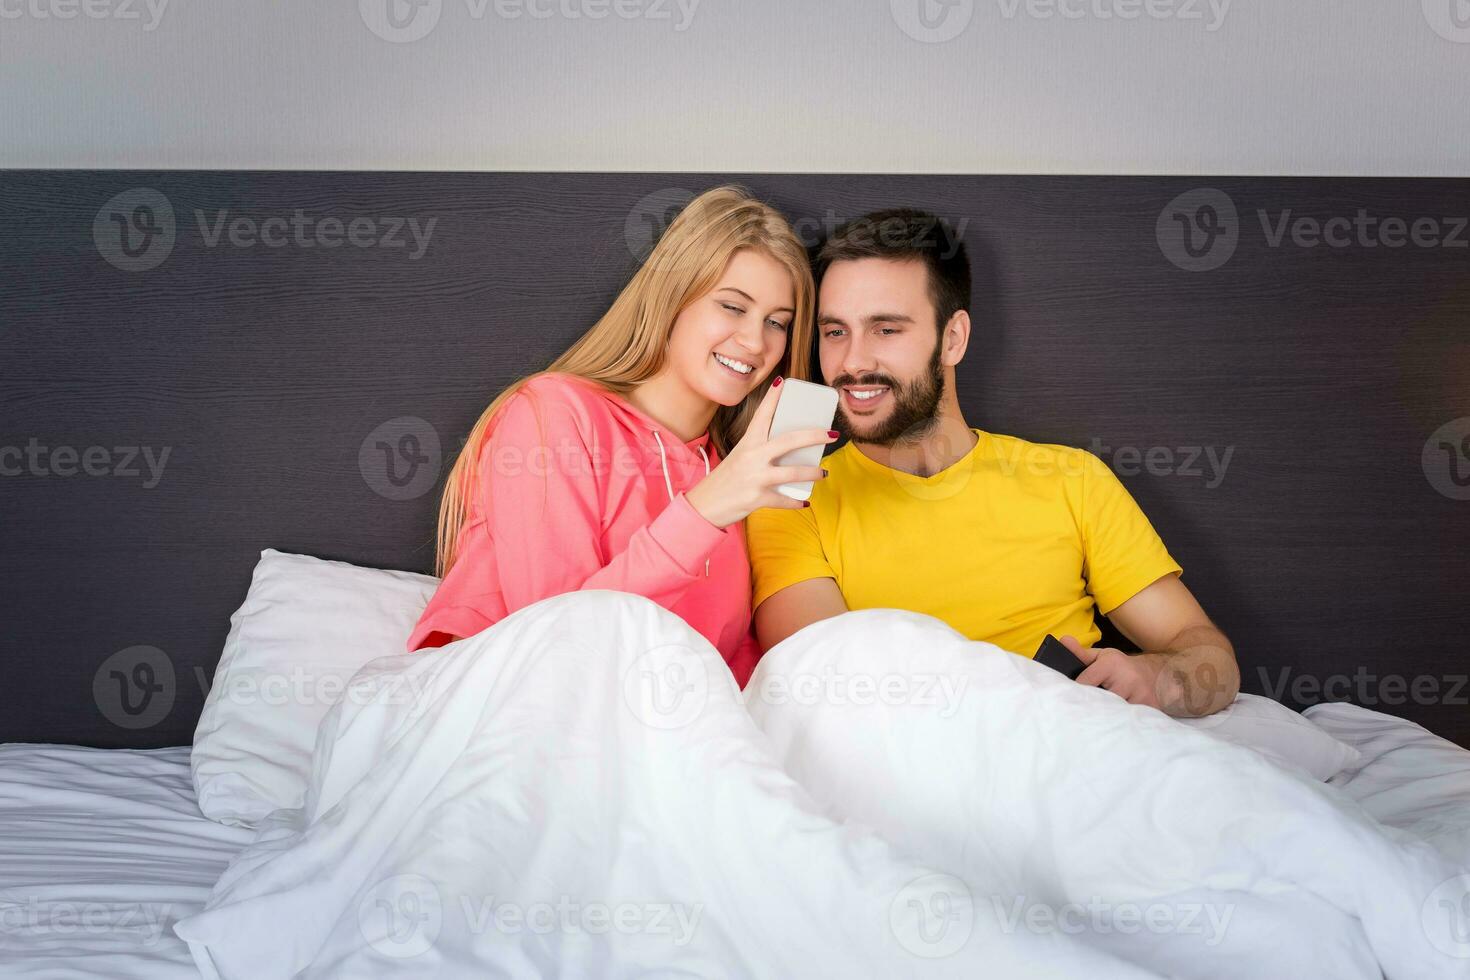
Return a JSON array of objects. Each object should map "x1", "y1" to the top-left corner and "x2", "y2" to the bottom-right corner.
[
  {"x1": 1, "y1": 686, "x2": 1467, "y2": 976},
  {"x1": 1308, "y1": 701, "x2": 1470, "y2": 866},
  {"x1": 0, "y1": 744, "x2": 252, "y2": 978}
]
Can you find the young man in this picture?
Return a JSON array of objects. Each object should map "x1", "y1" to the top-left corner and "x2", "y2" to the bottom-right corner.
[{"x1": 746, "y1": 210, "x2": 1239, "y2": 717}]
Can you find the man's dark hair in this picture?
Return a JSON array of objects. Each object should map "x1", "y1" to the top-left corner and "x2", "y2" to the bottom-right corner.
[{"x1": 813, "y1": 208, "x2": 971, "y2": 333}]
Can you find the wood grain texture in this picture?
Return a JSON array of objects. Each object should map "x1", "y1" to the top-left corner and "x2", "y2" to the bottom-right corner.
[{"x1": 1, "y1": 172, "x2": 1467, "y2": 747}]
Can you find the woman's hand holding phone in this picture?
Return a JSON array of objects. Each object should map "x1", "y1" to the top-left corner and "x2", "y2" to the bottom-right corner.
[{"x1": 685, "y1": 378, "x2": 837, "y2": 528}]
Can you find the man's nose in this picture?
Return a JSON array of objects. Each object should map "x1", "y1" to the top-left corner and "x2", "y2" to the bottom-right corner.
[{"x1": 840, "y1": 334, "x2": 878, "y2": 380}]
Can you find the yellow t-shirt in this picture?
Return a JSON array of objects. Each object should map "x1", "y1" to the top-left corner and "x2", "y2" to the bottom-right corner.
[{"x1": 745, "y1": 428, "x2": 1182, "y2": 657}]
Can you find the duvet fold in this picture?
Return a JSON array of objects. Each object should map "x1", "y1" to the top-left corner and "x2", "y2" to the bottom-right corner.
[
  {"x1": 174, "y1": 591, "x2": 1469, "y2": 979},
  {"x1": 175, "y1": 590, "x2": 1142, "y2": 979}
]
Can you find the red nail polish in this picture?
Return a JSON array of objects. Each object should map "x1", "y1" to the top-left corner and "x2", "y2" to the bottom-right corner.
[
  {"x1": 827, "y1": 430, "x2": 839, "y2": 439},
  {"x1": 773, "y1": 376, "x2": 783, "y2": 387},
  {"x1": 802, "y1": 501, "x2": 810, "y2": 507}
]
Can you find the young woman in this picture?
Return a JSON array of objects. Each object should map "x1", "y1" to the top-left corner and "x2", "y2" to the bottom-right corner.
[{"x1": 406, "y1": 186, "x2": 837, "y2": 687}]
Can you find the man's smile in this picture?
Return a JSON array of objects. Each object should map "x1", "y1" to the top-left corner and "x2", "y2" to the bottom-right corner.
[{"x1": 841, "y1": 385, "x2": 890, "y2": 412}]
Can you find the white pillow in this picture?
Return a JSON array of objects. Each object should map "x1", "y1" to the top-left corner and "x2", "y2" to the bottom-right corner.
[
  {"x1": 190, "y1": 549, "x2": 439, "y2": 827},
  {"x1": 1176, "y1": 693, "x2": 1362, "y2": 780}
]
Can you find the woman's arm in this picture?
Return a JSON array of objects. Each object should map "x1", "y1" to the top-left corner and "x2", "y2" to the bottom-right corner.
[{"x1": 482, "y1": 387, "x2": 728, "y2": 613}]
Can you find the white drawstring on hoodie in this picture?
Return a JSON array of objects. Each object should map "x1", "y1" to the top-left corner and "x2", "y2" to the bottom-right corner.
[{"x1": 651, "y1": 429, "x2": 712, "y2": 578}]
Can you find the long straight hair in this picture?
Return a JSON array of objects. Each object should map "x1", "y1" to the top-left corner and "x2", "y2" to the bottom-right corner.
[{"x1": 434, "y1": 186, "x2": 815, "y2": 577}]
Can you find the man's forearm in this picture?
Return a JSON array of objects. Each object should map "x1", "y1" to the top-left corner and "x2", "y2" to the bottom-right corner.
[{"x1": 1137, "y1": 623, "x2": 1240, "y2": 718}]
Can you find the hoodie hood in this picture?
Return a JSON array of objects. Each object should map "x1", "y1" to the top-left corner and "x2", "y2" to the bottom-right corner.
[
  {"x1": 550, "y1": 373, "x2": 716, "y2": 579},
  {"x1": 558, "y1": 374, "x2": 715, "y2": 503}
]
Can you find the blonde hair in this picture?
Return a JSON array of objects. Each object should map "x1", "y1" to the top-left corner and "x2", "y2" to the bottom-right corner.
[{"x1": 434, "y1": 185, "x2": 815, "y2": 577}]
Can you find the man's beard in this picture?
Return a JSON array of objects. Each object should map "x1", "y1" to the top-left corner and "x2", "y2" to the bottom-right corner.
[{"x1": 832, "y1": 337, "x2": 945, "y2": 447}]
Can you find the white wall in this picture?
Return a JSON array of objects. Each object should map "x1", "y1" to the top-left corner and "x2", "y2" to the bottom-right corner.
[{"x1": 2, "y1": 0, "x2": 1467, "y2": 174}]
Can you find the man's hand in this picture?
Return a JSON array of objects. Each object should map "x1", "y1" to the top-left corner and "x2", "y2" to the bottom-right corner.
[
  {"x1": 1077, "y1": 573, "x2": 1243, "y2": 717},
  {"x1": 1059, "y1": 628, "x2": 1239, "y2": 718},
  {"x1": 1060, "y1": 636, "x2": 1168, "y2": 709}
]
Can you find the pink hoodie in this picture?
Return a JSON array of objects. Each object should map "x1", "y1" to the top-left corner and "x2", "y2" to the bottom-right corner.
[{"x1": 407, "y1": 372, "x2": 764, "y2": 687}]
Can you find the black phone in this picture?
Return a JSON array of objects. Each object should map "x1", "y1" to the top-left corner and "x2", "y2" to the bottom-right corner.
[{"x1": 1032, "y1": 634, "x2": 1086, "y2": 681}]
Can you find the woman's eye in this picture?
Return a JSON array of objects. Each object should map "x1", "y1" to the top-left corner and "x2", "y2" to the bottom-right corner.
[
  {"x1": 720, "y1": 303, "x2": 745, "y2": 315},
  {"x1": 767, "y1": 319, "x2": 789, "y2": 332}
]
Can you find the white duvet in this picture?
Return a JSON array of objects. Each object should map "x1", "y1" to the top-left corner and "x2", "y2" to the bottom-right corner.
[{"x1": 174, "y1": 591, "x2": 1470, "y2": 979}]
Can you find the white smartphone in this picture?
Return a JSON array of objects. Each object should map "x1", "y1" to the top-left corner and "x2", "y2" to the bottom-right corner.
[{"x1": 766, "y1": 379, "x2": 840, "y2": 501}]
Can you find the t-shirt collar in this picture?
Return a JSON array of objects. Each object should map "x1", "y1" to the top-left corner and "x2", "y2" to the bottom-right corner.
[{"x1": 845, "y1": 428, "x2": 986, "y2": 483}]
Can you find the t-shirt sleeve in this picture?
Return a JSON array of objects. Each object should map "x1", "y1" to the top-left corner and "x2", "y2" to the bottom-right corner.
[
  {"x1": 745, "y1": 502, "x2": 836, "y2": 611},
  {"x1": 1078, "y1": 450, "x2": 1183, "y2": 615}
]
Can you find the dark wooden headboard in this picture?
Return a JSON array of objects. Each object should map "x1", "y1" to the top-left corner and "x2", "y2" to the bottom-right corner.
[{"x1": 2, "y1": 172, "x2": 1467, "y2": 748}]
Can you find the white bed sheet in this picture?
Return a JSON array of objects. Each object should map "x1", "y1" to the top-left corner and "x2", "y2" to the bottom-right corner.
[
  {"x1": 0, "y1": 743, "x2": 254, "y2": 979},
  {"x1": 0, "y1": 702, "x2": 1465, "y2": 978},
  {"x1": 1311, "y1": 701, "x2": 1470, "y2": 866}
]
